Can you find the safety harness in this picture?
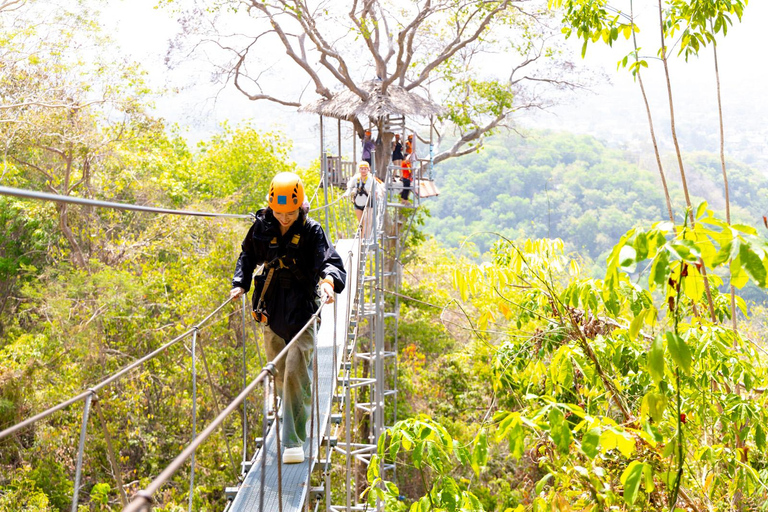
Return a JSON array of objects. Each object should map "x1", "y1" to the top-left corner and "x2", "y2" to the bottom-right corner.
[
  {"x1": 353, "y1": 176, "x2": 369, "y2": 208},
  {"x1": 252, "y1": 226, "x2": 307, "y2": 323}
]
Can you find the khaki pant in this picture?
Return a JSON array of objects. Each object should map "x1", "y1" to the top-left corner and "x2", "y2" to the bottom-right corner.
[{"x1": 263, "y1": 325, "x2": 314, "y2": 448}]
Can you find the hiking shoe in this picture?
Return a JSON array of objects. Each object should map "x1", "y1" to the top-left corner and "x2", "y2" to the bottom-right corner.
[{"x1": 283, "y1": 446, "x2": 305, "y2": 464}]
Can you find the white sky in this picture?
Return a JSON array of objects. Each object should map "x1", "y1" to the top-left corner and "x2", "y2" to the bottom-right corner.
[{"x1": 104, "y1": 0, "x2": 768, "y2": 167}]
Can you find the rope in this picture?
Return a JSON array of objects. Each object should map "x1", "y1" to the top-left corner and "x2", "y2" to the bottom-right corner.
[{"x1": 0, "y1": 186, "x2": 252, "y2": 219}]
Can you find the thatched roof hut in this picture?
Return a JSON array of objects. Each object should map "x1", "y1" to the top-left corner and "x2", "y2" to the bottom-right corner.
[{"x1": 299, "y1": 80, "x2": 445, "y2": 121}]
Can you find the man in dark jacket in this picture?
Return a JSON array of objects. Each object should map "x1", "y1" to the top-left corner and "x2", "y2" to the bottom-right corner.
[{"x1": 229, "y1": 172, "x2": 346, "y2": 464}]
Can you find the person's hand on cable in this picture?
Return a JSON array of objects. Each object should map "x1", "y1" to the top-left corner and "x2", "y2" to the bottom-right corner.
[
  {"x1": 320, "y1": 277, "x2": 335, "y2": 304},
  {"x1": 230, "y1": 287, "x2": 245, "y2": 300}
]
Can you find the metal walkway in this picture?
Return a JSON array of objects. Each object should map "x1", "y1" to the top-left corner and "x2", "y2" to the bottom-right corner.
[{"x1": 227, "y1": 238, "x2": 360, "y2": 512}]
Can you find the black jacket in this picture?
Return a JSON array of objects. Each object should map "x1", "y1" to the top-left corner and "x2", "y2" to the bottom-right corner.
[{"x1": 232, "y1": 208, "x2": 346, "y2": 341}]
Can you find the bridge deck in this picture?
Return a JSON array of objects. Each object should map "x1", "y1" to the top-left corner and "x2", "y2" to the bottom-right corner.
[{"x1": 228, "y1": 238, "x2": 359, "y2": 512}]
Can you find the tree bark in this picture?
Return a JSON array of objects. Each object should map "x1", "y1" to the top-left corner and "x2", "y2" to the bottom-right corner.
[
  {"x1": 711, "y1": 39, "x2": 737, "y2": 332},
  {"x1": 630, "y1": 0, "x2": 674, "y2": 224},
  {"x1": 657, "y1": 1, "x2": 716, "y2": 321}
]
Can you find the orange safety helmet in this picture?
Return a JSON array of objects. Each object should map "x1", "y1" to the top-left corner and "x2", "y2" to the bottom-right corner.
[{"x1": 267, "y1": 172, "x2": 305, "y2": 213}]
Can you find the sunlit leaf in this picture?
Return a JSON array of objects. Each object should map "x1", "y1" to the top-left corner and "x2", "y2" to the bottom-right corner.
[
  {"x1": 666, "y1": 332, "x2": 692, "y2": 376},
  {"x1": 648, "y1": 334, "x2": 665, "y2": 385},
  {"x1": 620, "y1": 460, "x2": 644, "y2": 505},
  {"x1": 581, "y1": 428, "x2": 600, "y2": 458},
  {"x1": 549, "y1": 407, "x2": 571, "y2": 455}
]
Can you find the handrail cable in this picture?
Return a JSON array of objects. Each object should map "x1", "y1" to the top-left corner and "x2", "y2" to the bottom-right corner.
[
  {"x1": 0, "y1": 297, "x2": 235, "y2": 442},
  {"x1": 3, "y1": 171, "x2": 375, "y2": 510},
  {"x1": 0, "y1": 186, "x2": 253, "y2": 219},
  {"x1": 123, "y1": 297, "x2": 330, "y2": 512}
]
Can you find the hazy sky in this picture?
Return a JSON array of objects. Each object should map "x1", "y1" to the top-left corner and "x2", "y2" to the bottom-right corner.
[{"x1": 105, "y1": 0, "x2": 768, "y2": 167}]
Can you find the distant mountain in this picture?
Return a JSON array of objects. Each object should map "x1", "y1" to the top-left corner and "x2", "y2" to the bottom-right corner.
[{"x1": 424, "y1": 130, "x2": 768, "y2": 265}]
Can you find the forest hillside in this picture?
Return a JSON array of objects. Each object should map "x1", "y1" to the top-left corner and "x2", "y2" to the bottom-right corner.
[
  {"x1": 425, "y1": 131, "x2": 768, "y2": 263},
  {"x1": 4, "y1": 0, "x2": 768, "y2": 510}
]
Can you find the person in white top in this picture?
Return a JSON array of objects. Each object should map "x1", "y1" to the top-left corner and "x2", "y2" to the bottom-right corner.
[{"x1": 342, "y1": 161, "x2": 384, "y2": 235}]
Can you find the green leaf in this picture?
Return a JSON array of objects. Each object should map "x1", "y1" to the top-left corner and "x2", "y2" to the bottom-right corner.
[
  {"x1": 712, "y1": 240, "x2": 732, "y2": 267},
  {"x1": 508, "y1": 420, "x2": 525, "y2": 460},
  {"x1": 620, "y1": 460, "x2": 644, "y2": 505},
  {"x1": 634, "y1": 232, "x2": 649, "y2": 261},
  {"x1": 368, "y1": 454, "x2": 380, "y2": 481},
  {"x1": 453, "y1": 440, "x2": 470, "y2": 467},
  {"x1": 470, "y1": 429, "x2": 488, "y2": 476},
  {"x1": 413, "y1": 441, "x2": 425, "y2": 469},
  {"x1": 695, "y1": 201, "x2": 708, "y2": 220},
  {"x1": 535, "y1": 473, "x2": 552, "y2": 494},
  {"x1": 669, "y1": 240, "x2": 700, "y2": 262},
  {"x1": 619, "y1": 245, "x2": 637, "y2": 270},
  {"x1": 439, "y1": 477, "x2": 460, "y2": 512},
  {"x1": 629, "y1": 310, "x2": 646, "y2": 342},
  {"x1": 666, "y1": 332, "x2": 692, "y2": 376},
  {"x1": 739, "y1": 244, "x2": 767, "y2": 287},
  {"x1": 648, "y1": 334, "x2": 665, "y2": 385},
  {"x1": 731, "y1": 255, "x2": 749, "y2": 289},
  {"x1": 732, "y1": 223, "x2": 758, "y2": 235},
  {"x1": 643, "y1": 462, "x2": 655, "y2": 493},
  {"x1": 756, "y1": 423, "x2": 766, "y2": 452},
  {"x1": 641, "y1": 391, "x2": 667, "y2": 423},
  {"x1": 550, "y1": 346, "x2": 574, "y2": 390},
  {"x1": 581, "y1": 428, "x2": 600, "y2": 458},
  {"x1": 650, "y1": 250, "x2": 669, "y2": 290},
  {"x1": 548, "y1": 407, "x2": 572, "y2": 455}
]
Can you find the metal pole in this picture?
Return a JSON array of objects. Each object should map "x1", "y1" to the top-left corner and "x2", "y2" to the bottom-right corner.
[
  {"x1": 274, "y1": 378, "x2": 284, "y2": 512},
  {"x1": 242, "y1": 294, "x2": 249, "y2": 467},
  {"x1": 94, "y1": 398, "x2": 128, "y2": 507},
  {"x1": 197, "y1": 335, "x2": 239, "y2": 481},
  {"x1": 71, "y1": 391, "x2": 94, "y2": 512},
  {"x1": 429, "y1": 115, "x2": 435, "y2": 181},
  {"x1": 259, "y1": 375, "x2": 270, "y2": 512},
  {"x1": 188, "y1": 328, "x2": 198, "y2": 512},
  {"x1": 321, "y1": 115, "x2": 330, "y2": 235},
  {"x1": 372, "y1": 172, "x2": 385, "y2": 512}
]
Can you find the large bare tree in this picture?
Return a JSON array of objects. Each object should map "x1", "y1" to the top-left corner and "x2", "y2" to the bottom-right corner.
[
  {"x1": 170, "y1": 0, "x2": 583, "y2": 171},
  {"x1": 1, "y1": 0, "x2": 153, "y2": 267}
]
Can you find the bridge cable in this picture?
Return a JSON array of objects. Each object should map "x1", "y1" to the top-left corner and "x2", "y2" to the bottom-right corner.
[
  {"x1": 123, "y1": 298, "x2": 330, "y2": 512},
  {"x1": 0, "y1": 297, "x2": 235, "y2": 442},
  {"x1": 0, "y1": 186, "x2": 254, "y2": 219}
]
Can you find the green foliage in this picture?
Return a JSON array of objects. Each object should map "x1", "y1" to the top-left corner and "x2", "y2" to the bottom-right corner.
[
  {"x1": 29, "y1": 456, "x2": 73, "y2": 511},
  {"x1": 426, "y1": 131, "x2": 768, "y2": 267},
  {"x1": 375, "y1": 207, "x2": 768, "y2": 509}
]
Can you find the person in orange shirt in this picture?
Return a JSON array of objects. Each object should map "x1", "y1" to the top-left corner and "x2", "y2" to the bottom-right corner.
[{"x1": 400, "y1": 149, "x2": 412, "y2": 205}]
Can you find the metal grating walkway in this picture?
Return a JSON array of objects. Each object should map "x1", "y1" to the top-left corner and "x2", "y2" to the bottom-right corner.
[{"x1": 228, "y1": 238, "x2": 359, "y2": 512}]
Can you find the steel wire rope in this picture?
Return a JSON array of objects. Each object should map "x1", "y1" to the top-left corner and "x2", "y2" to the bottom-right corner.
[
  {"x1": 0, "y1": 298, "x2": 236, "y2": 441},
  {"x1": 0, "y1": 186, "x2": 253, "y2": 219},
  {"x1": 123, "y1": 297, "x2": 330, "y2": 512},
  {"x1": 3, "y1": 171, "x2": 363, "y2": 507}
]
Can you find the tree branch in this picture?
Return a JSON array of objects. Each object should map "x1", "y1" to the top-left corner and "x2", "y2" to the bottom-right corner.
[
  {"x1": 248, "y1": 0, "x2": 333, "y2": 99},
  {"x1": 406, "y1": 0, "x2": 510, "y2": 92}
]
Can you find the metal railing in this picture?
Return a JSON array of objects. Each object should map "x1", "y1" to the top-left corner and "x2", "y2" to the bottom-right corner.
[{"x1": 0, "y1": 169, "x2": 420, "y2": 511}]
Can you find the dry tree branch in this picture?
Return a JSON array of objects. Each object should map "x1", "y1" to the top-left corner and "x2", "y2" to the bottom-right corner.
[{"x1": 407, "y1": 0, "x2": 510, "y2": 91}]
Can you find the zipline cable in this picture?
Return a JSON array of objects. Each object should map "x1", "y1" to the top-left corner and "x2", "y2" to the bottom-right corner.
[{"x1": 0, "y1": 186, "x2": 253, "y2": 219}]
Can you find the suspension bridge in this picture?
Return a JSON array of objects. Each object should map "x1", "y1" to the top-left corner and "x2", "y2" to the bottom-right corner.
[{"x1": 0, "y1": 137, "x2": 436, "y2": 511}]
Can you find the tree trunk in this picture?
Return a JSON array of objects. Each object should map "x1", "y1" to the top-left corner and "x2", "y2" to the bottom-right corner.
[
  {"x1": 712, "y1": 39, "x2": 737, "y2": 332},
  {"x1": 629, "y1": 1, "x2": 674, "y2": 224},
  {"x1": 57, "y1": 202, "x2": 86, "y2": 268},
  {"x1": 636, "y1": 71, "x2": 674, "y2": 223},
  {"x1": 657, "y1": 1, "x2": 716, "y2": 321},
  {"x1": 658, "y1": 1, "x2": 692, "y2": 222}
]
